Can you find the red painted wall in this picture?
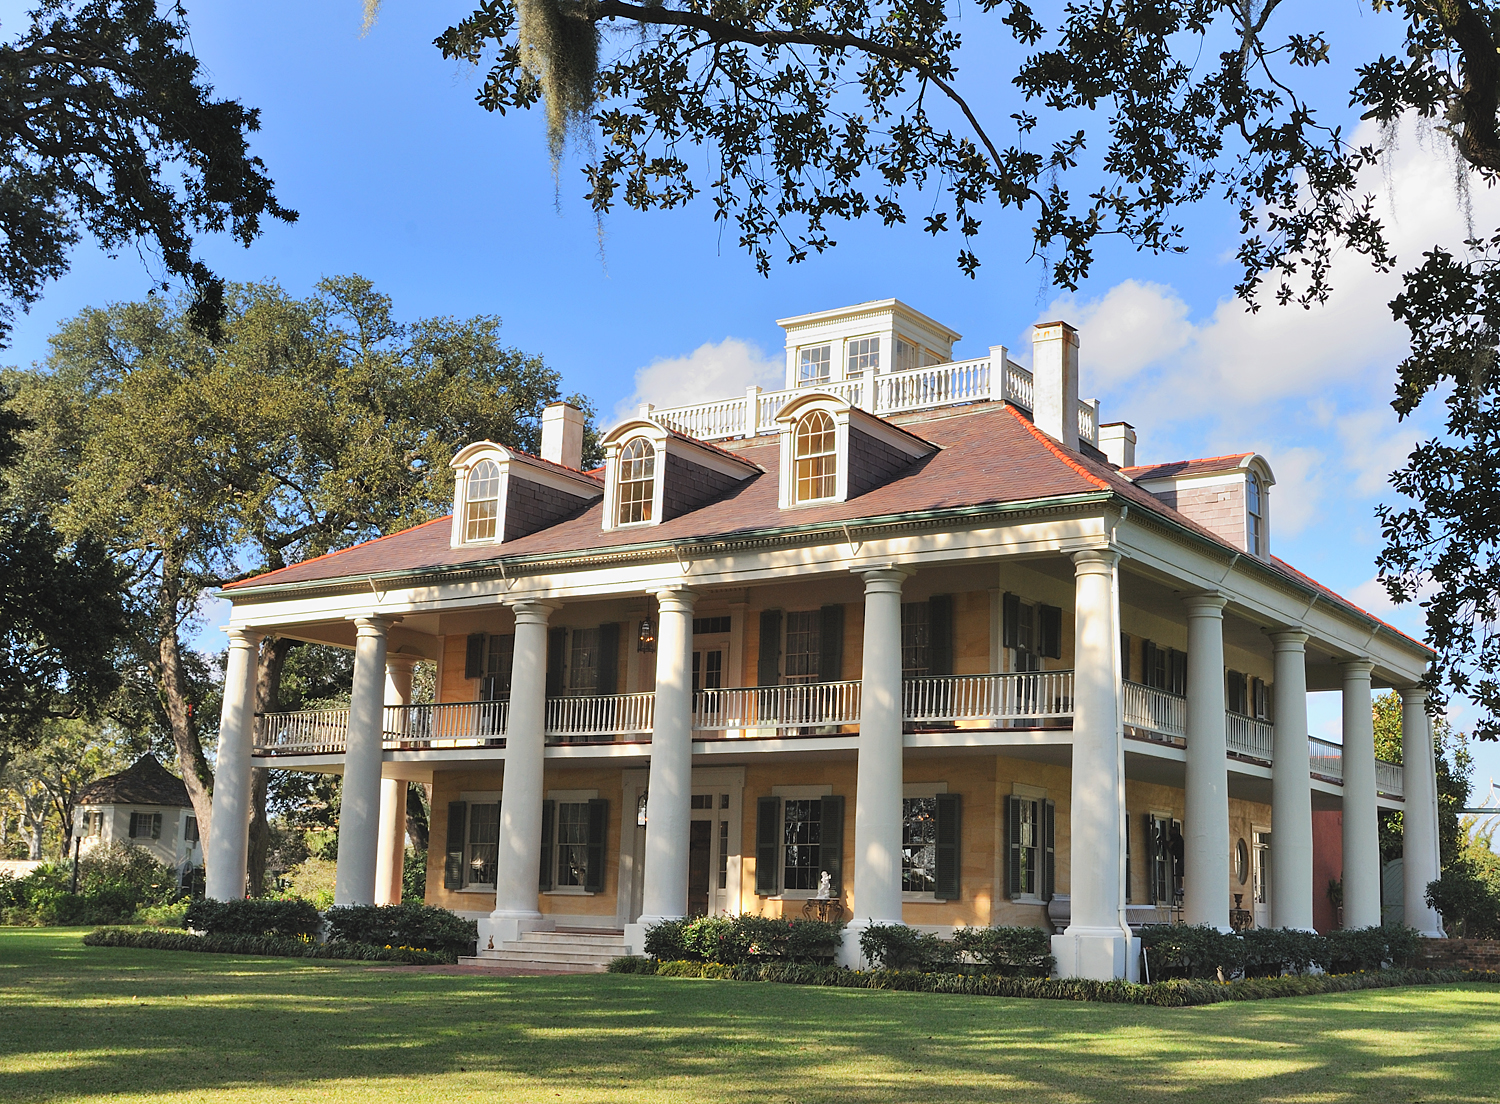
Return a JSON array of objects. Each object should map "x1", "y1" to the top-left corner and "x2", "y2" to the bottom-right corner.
[{"x1": 1312, "y1": 809, "x2": 1343, "y2": 933}]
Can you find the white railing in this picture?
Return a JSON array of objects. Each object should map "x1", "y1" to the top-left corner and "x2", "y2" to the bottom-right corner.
[
  {"x1": 1309, "y1": 737, "x2": 1343, "y2": 781},
  {"x1": 1001, "y1": 359, "x2": 1033, "y2": 409},
  {"x1": 903, "y1": 672, "x2": 1074, "y2": 723},
  {"x1": 873, "y1": 357, "x2": 991, "y2": 414},
  {"x1": 389, "y1": 701, "x2": 508, "y2": 748},
  {"x1": 655, "y1": 396, "x2": 748, "y2": 441},
  {"x1": 1078, "y1": 398, "x2": 1100, "y2": 447},
  {"x1": 1122, "y1": 682, "x2": 1186, "y2": 740},
  {"x1": 546, "y1": 692, "x2": 655, "y2": 742},
  {"x1": 255, "y1": 708, "x2": 350, "y2": 755},
  {"x1": 1377, "y1": 761, "x2": 1405, "y2": 798},
  {"x1": 1225, "y1": 711, "x2": 1274, "y2": 761},
  {"x1": 693, "y1": 680, "x2": 862, "y2": 731}
]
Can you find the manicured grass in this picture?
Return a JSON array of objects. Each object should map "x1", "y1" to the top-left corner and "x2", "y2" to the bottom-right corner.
[{"x1": 2, "y1": 928, "x2": 1498, "y2": 1103}]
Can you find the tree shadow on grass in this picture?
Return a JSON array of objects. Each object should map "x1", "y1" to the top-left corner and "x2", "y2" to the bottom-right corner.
[{"x1": 0, "y1": 934, "x2": 1496, "y2": 1104}]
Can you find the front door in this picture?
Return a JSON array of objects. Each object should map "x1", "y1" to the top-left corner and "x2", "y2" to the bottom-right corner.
[
  {"x1": 1252, "y1": 828, "x2": 1271, "y2": 928},
  {"x1": 688, "y1": 820, "x2": 712, "y2": 916},
  {"x1": 689, "y1": 789, "x2": 734, "y2": 915}
]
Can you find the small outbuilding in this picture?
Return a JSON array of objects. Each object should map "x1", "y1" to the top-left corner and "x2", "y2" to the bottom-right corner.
[{"x1": 76, "y1": 755, "x2": 200, "y2": 875}]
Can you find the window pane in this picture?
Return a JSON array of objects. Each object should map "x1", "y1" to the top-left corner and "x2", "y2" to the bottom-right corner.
[
  {"x1": 784, "y1": 611, "x2": 821, "y2": 683},
  {"x1": 568, "y1": 628, "x2": 601, "y2": 694},
  {"x1": 467, "y1": 804, "x2": 499, "y2": 886},
  {"x1": 847, "y1": 337, "x2": 880, "y2": 375},
  {"x1": 617, "y1": 438, "x2": 656, "y2": 525},
  {"x1": 782, "y1": 799, "x2": 822, "y2": 890},
  {"x1": 1017, "y1": 799, "x2": 1037, "y2": 896},
  {"x1": 902, "y1": 797, "x2": 938, "y2": 892},
  {"x1": 794, "y1": 411, "x2": 837, "y2": 502},
  {"x1": 465, "y1": 459, "x2": 501, "y2": 541},
  {"x1": 718, "y1": 818, "x2": 729, "y2": 890},
  {"x1": 556, "y1": 802, "x2": 590, "y2": 887},
  {"x1": 798, "y1": 345, "x2": 832, "y2": 386},
  {"x1": 901, "y1": 602, "x2": 931, "y2": 676}
]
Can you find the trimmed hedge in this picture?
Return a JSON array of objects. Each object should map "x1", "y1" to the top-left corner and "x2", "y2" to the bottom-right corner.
[
  {"x1": 644, "y1": 915, "x2": 843, "y2": 964},
  {"x1": 82, "y1": 926, "x2": 452, "y2": 965},
  {"x1": 323, "y1": 904, "x2": 477, "y2": 958},
  {"x1": 184, "y1": 898, "x2": 323, "y2": 940},
  {"x1": 856, "y1": 923, "x2": 1054, "y2": 976},
  {"x1": 606, "y1": 957, "x2": 1500, "y2": 1006},
  {"x1": 1139, "y1": 923, "x2": 1423, "y2": 979}
]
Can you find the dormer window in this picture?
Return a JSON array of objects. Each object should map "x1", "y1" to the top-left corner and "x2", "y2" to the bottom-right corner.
[
  {"x1": 798, "y1": 345, "x2": 832, "y2": 387},
  {"x1": 616, "y1": 437, "x2": 656, "y2": 525},
  {"x1": 464, "y1": 459, "x2": 501, "y2": 541},
  {"x1": 794, "y1": 411, "x2": 838, "y2": 503},
  {"x1": 1247, "y1": 471, "x2": 1264, "y2": 556}
]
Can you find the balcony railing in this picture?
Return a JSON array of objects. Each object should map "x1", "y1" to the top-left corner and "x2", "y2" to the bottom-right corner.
[
  {"x1": 903, "y1": 671, "x2": 1074, "y2": 724},
  {"x1": 1377, "y1": 760, "x2": 1406, "y2": 797},
  {"x1": 692, "y1": 680, "x2": 863, "y2": 731},
  {"x1": 547, "y1": 692, "x2": 655, "y2": 742},
  {"x1": 256, "y1": 707, "x2": 350, "y2": 755},
  {"x1": 1225, "y1": 711, "x2": 1274, "y2": 761},
  {"x1": 1309, "y1": 736, "x2": 1343, "y2": 781},
  {"x1": 1123, "y1": 682, "x2": 1186, "y2": 741},
  {"x1": 651, "y1": 355, "x2": 1101, "y2": 446}
]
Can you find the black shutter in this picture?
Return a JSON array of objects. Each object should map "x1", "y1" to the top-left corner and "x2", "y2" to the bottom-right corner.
[
  {"x1": 1039, "y1": 604, "x2": 1063, "y2": 659},
  {"x1": 1042, "y1": 800, "x2": 1056, "y2": 901},
  {"x1": 1120, "y1": 633, "x2": 1131, "y2": 682},
  {"x1": 151, "y1": 814, "x2": 162, "y2": 840},
  {"x1": 928, "y1": 595, "x2": 954, "y2": 676},
  {"x1": 128, "y1": 812, "x2": 139, "y2": 839},
  {"x1": 819, "y1": 795, "x2": 844, "y2": 895},
  {"x1": 1002, "y1": 592, "x2": 1020, "y2": 649},
  {"x1": 539, "y1": 799, "x2": 555, "y2": 891},
  {"x1": 545, "y1": 628, "x2": 567, "y2": 697},
  {"x1": 597, "y1": 623, "x2": 621, "y2": 696},
  {"x1": 935, "y1": 793, "x2": 962, "y2": 901},
  {"x1": 465, "y1": 634, "x2": 485, "y2": 680},
  {"x1": 1146, "y1": 814, "x2": 1160, "y2": 904},
  {"x1": 444, "y1": 801, "x2": 467, "y2": 889},
  {"x1": 1142, "y1": 640, "x2": 1158, "y2": 689},
  {"x1": 1124, "y1": 809, "x2": 1132, "y2": 903},
  {"x1": 585, "y1": 799, "x2": 609, "y2": 893},
  {"x1": 1171, "y1": 650, "x2": 1187, "y2": 696},
  {"x1": 1005, "y1": 796, "x2": 1020, "y2": 899},
  {"x1": 818, "y1": 604, "x2": 844, "y2": 681},
  {"x1": 755, "y1": 796, "x2": 781, "y2": 895},
  {"x1": 758, "y1": 610, "x2": 782, "y2": 686}
]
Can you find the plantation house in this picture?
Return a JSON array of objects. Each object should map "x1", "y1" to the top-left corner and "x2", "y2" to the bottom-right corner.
[{"x1": 209, "y1": 299, "x2": 1443, "y2": 980}]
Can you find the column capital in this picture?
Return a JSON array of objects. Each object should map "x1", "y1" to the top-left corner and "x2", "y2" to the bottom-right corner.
[
  {"x1": 385, "y1": 651, "x2": 423, "y2": 673},
  {"x1": 348, "y1": 614, "x2": 401, "y2": 638},
  {"x1": 653, "y1": 586, "x2": 699, "y2": 614},
  {"x1": 1181, "y1": 591, "x2": 1227, "y2": 615},
  {"x1": 1070, "y1": 547, "x2": 1120, "y2": 574},
  {"x1": 1267, "y1": 628, "x2": 1310, "y2": 650},
  {"x1": 1399, "y1": 684, "x2": 1429, "y2": 708},
  {"x1": 856, "y1": 564, "x2": 915, "y2": 593},
  {"x1": 1340, "y1": 657, "x2": 1375, "y2": 678},
  {"x1": 505, "y1": 597, "x2": 562, "y2": 625},
  {"x1": 224, "y1": 626, "x2": 263, "y2": 650}
]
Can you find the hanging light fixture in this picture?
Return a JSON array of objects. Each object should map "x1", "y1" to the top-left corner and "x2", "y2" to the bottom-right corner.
[{"x1": 637, "y1": 617, "x2": 657, "y2": 653}]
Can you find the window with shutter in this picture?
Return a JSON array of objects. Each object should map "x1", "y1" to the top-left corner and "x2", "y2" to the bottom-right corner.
[
  {"x1": 1120, "y1": 633, "x2": 1131, "y2": 682},
  {"x1": 1169, "y1": 651, "x2": 1188, "y2": 696},
  {"x1": 820, "y1": 795, "x2": 844, "y2": 895},
  {"x1": 902, "y1": 796, "x2": 938, "y2": 892},
  {"x1": 755, "y1": 796, "x2": 781, "y2": 895},
  {"x1": 934, "y1": 793, "x2": 961, "y2": 901},
  {"x1": 1227, "y1": 670, "x2": 1248, "y2": 714},
  {"x1": 781, "y1": 799, "x2": 823, "y2": 890},
  {"x1": 467, "y1": 803, "x2": 499, "y2": 886},
  {"x1": 1005, "y1": 795, "x2": 1042, "y2": 899},
  {"x1": 928, "y1": 594, "x2": 953, "y2": 676},
  {"x1": 483, "y1": 634, "x2": 514, "y2": 701},
  {"x1": 128, "y1": 812, "x2": 139, "y2": 839},
  {"x1": 149, "y1": 813, "x2": 161, "y2": 839},
  {"x1": 585, "y1": 799, "x2": 610, "y2": 892},
  {"x1": 784, "y1": 611, "x2": 821, "y2": 684},
  {"x1": 901, "y1": 601, "x2": 931, "y2": 676},
  {"x1": 444, "y1": 801, "x2": 467, "y2": 889}
]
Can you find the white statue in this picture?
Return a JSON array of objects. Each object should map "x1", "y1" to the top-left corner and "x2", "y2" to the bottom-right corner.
[{"x1": 816, "y1": 871, "x2": 833, "y2": 899}]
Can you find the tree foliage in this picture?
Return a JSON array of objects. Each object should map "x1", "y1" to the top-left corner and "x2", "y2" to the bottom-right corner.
[
  {"x1": 1372, "y1": 690, "x2": 1471, "y2": 866},
  {"x1": 435, "y1": 0, "x2": 1500, "y2": 733},
  {"x1": 0, "y1": 0, "x2": 294, "y2": 341}
]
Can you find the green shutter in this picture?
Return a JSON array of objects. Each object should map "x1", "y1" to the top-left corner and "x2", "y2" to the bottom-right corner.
[
  {"x1": 128, "y1": 812, "x2": 139, "y2": 839},
  {"x1": 545, "y1": 628, "x2": 567, "y2": 697},
  {"x1": 755, "y1": 796, "x2": 781, "y2": 896},
  {"x1": 927, "y1": 595, "x2": 954, "y2": 676},
  {"x1": 819, "y1": 795, "x2": 845, "y2": 895},
  {"x1": 1002, "y1": 592, "x2": 1020, "y2": 649},
  {"x1": 539, "y1": 799, "x2": 555, "y2": 891},
  {"x1": 585, "y1": 798, "x2": 609, "y2": 893},
  {"x1": 757, "y1": 610, "x2": 782, "y2": 686},
  {"x1": 465, "y1": 634, "x2": 485, "y2": 680},
  {"x1": 1120, "y1": 633, "x2": 1131, "y2": 682},
  {"x1": 1171, "y1": 650, "x2": 1187, "y2": 696},
  {"x1": 1124, "y1": 808, "x2": 1132, "y2": 903},
  {"x1": 1039, "y1": 604, "x2": 1063, "y2": 659},
  {"x1": 818, "y1": 604, "x2": 844, "y2": 681},
  {"x1": 1146, "y1": 814, "x2": 1159, "y2": 904},
  {"x1": 935, "y1": 793, "x2": 962, "y2": 901},
  {"x1": 1042, "y1": 799, "x2": 1056, "y2": 902},
  {"x1": 1005, "y1": 796, "x2": 1020, "y2": 899},
  {"x1": 597, "y1": 623, "x2": 621, "y2": 696},
  {"x1": 444, "y1": 801, "x2": 467, "y2": 889}
]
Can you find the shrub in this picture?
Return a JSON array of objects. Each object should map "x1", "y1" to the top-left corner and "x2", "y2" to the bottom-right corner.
[
  {"x1": 952, "y1": 926, "x2": 1055, "y2": 977},
  {"x1": 607, "y1": 955, "x2": 658, "y2": 974},
  {"x1": 859, "y1": 923, "x2": 953, "y2": 971},
  {"x1": 134, "y1": 900, "x2": 191, "y2": 928},
  {"x1": 1140, "y1": 924, "x2": 1244, "y2": 980},
  {"x1": 185, "y1": 897, "x2": 323, "y2": 939},
  {"x1": 323, "y1": 903, "x2": 477, "y2": 957},
  {"x1": 643, "y1": 918, "x2": 690, "y2": 961},
  {"x1": 682, "y1": 915, "x2": 740, "y2": 963},
  {"x1": 402, "y1": 849, "x2": 426, "y2": 903},
  {"x1": 1317, "y1": 925, "x2": 1420, "y2": 973},
  {"x1": 644, "y1": 915, "x2": 844, "y2": 964},
  {"x1": 283, "y1": 857, "x2": 336, "y2": 910},
  {"x1": 83, "y1": 926, "x2": 451, "y2": 965},
  {"x1": 0, "y1": 852, "x2": 182, "y2": 926},
  {"x1": 1240, "y1": 926, "x2": 1320, "y2": 976},
  {"x1": 1426, "y1": 866, "x2": 1500, "y2": 938}
]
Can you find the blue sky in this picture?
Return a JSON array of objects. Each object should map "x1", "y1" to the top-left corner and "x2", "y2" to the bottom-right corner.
[{"x1": 6, "y1": 2, "x2": 1498, "y2": 799}]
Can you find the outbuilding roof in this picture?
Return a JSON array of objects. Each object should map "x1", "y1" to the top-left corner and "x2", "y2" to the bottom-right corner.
[
  {"x1": 1122, "y1": 454, "x2": 1256, "y2": 481},
  {"x1": 76, "y1": 755, "x2": 192, "y2": 809}
]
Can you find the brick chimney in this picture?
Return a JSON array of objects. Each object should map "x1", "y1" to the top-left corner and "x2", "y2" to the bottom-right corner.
[
  {"x1": 1031, "y1": 322, "x2": 1080, "y2": 452},
  {"x1": 540, "y1": 402, "x2": 586, "y2": 470}
]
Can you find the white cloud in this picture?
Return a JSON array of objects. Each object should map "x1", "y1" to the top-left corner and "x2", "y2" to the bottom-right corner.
[
  {"x1": 1261, "y1": 445, "x2": 1322, "y2": 537},
  {"x1": 1334, "y1": 408, "x2": 1424, "y2": 496},
  {"x1": 614, "y1": 337, "x2": 782, "y2": 425},
  {"x1": 1043, "y1": 280, "x2": 1194, "y2": 389}
]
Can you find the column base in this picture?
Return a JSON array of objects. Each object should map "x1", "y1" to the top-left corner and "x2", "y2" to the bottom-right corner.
[
  {"x1": 836, "y1": 917, "x2": 901, "y2": 969},
  {"x1": 478, "y1": 911, "x2": 548, "y2": 950},
  {"x1": 1051, "y1": 927, "x2": 1140, "y2": 982},
  {"x1": 624, "y1": 914, "x2": 686, "y2": 958}
]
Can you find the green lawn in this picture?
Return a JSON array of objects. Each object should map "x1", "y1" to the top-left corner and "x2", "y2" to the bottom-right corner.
[{"x1": 1, "y1": 928, "x2": 1497, "y2": 1104}]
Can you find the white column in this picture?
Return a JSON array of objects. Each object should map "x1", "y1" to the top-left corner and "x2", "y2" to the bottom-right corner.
[
  {"x1": 487, "y1": 599, "x2": 558, "y2": 944},
  {"x1": 1053, "y1": 550, "x2": 1134, "y2": 981},
  {"x1": 334, "y1": 615, "x2": 399, "y2": 906},
  {"x1": 1402, "y1": 687, "x2": 1445, "y2": 937},
  {"x1": 1341, "y1": 659, "x2": 1381, "y2": 929},
  {"x1": 373, "y1": 656, "x2": 418, "y2": 907},
  {"x1": 839, "y1": 567, "x2": 909, "y2": 965},
  {"x1": 1182, "y1": 594, "x2": 1230, "y2": 931},
  {"x1": 204, "y1": 627, "x2": 262, "y2": 901},
  {"x1": 638, "y1": 587, "x2": 698, "y2": 928},
  {"x1": 1268, "y1": 630, "x2": 1315, "y2": 930}
]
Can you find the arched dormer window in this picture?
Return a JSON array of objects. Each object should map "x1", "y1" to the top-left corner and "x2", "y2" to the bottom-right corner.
[
  {"x1": 616, "y1": 437, "x2": 656, "y2": 525},
  {"x1": 464, "y1": 458, "x2": 501, "y2": 541},
  {"x1": 1246, "y1": 470, "x2": 1264, "y2": 556},
  {"x1": 794, "y1": 410, "x2": 837, "y2": 503}
]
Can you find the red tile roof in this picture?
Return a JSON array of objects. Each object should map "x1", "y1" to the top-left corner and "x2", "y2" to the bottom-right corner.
[
  {"x1": 218, "y1": 403, "x2": 1431, "y2": 654},
  {"x1": 1122, "y1": 454, "x2": 1254, "y2": 481}
]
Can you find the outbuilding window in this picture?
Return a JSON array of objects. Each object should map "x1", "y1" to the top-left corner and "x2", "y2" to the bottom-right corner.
[
  {"x1": 616, "y1": 437, "x2": 655, "y2": 525},
  {"x1": 463, "y1": 458, "x2": 501, "y2": 541},
  {"x1": 1247, "y1": 470, "x2": 1264, "y2": 555},
  {"x1": 793, "y1": 411, "x2": 837, "y2": 503}
]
